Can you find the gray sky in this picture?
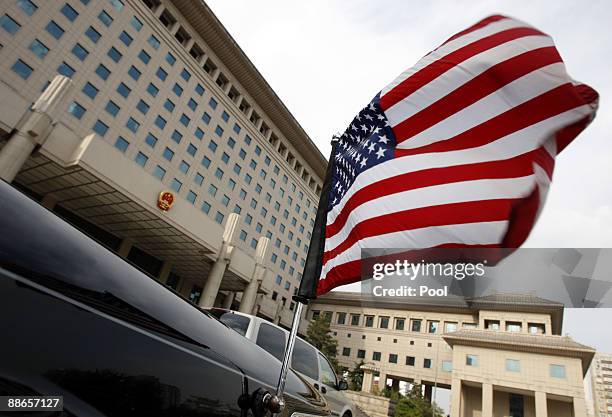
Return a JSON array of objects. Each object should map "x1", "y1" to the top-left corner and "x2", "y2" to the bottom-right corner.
[{"x1": 205, "y1": 0, "x2": 612, "y2": 355}]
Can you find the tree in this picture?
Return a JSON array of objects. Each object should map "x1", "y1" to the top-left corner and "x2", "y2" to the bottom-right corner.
[
  {"x1": 347, "y1": 360, "x2": 365, "y2": 391},
  {"x1": 393, "y1": 384, "x2": 445, "y2": 417},
  {"x1": 305, "y1": 315, "x2": 339, "y2": 371}
]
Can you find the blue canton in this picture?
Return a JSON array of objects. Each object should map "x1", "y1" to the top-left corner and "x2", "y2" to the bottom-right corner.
[{"x1": 328, "y1": 93, "x2": 396, "y2": 211}]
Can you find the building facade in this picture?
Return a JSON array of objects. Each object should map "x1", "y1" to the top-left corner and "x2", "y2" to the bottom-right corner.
[
  {"x1": 0, "y1": 0, "x2": 325, "y2": 328},
  {"x1": 590, "y1": 353, "x2": 612, "y2": 417},
  {"x1": 309, "y1": 292, "x2": 595, "y2": 417}
]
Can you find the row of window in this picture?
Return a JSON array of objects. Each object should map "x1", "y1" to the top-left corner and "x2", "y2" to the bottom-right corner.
[{"x1": 139, "y1": 0, "x2": 321, "y2": 195}]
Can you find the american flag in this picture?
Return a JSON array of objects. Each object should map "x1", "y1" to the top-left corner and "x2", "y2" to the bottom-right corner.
[{"x1": 299, "y1": 15, "x2": 598, "y2": 298}]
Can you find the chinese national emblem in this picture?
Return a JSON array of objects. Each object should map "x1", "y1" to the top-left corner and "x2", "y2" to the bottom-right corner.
[{"x1": 157, "y1": 191, "x2": 175, "y2": 212}]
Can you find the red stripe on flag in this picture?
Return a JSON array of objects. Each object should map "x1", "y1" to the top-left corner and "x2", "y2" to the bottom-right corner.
[
  {"x1": 323, "y1": 199, "x2": 518, "y2": 265},
  {"x1": 380, "y1": 27, "x2": 545, "y2": 110},
  {"x1": 441, "y1": 15, "x2": 508, "y2": 46},
  {"x1": 393, "y1": 46, "x2": 562, "y2": 144},
  {"x1": 394, "y1": 83, "x2": 585, "y2": 157},
  {"x1": 326, "y1": 152, "x2": 537, "y2": 240}
]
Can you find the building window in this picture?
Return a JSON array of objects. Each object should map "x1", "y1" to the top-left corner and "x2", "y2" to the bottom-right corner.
[
  {"x1": 357, "y1": 349, "x2": 366, "y2": 359},
  {"x1": 170, "y1": 130, "x2": 182, "y2": 144},
  {"x1": 195, "y1": 84, "x2": 205, "y2": 96},
  {"x1": 17, "y1": 0, "x2": 38, "y2": 16},
  {"x1": 423, "y1": 358, "x2": 432, "y2": 369},
  {"x1": 466, "y1": 354, "x2": 478, "y2": 367},
  {"x1": 379, "y1": 316, "x2": 389, "y2": 329},
  {"x1": 170, "y1": 178, "x2": 182, "y2": 192},
  {"x1": 181, "y1": 68, "x2": 191, "y2": 81},
  {"x1": 350, "y1": 314, "x2": 360, "y2": 326},
  {"x1": 201, "y1": 201, "x2": 211, "y2": 214},
  {"x1": 389, "y1": 354, "x2": 398, "y2": 364},
  {"x1": 130, "y1": 16, "x2": 143, "y2": 31},
  {"x1": 156, "y1": 67, "x2": 167, "y2": 81},
  {"x1": 109, "y1": 0, "x2": 124, "y2": 12},
  {"x1": 148, "y1": 34, "x2": 160, "y2": 49},
  {"x1": 411, "y1": 319, "x2": 422, "y2": 332},
  {"x1": 105, "y1": 100, "x2": 120, "y2": 117},
  {"x1": 336, "y1": 312, "x2": 346, "y2": 325},
  {"x1": 85, "y1": 26, "x2": 101, "y2": 43},
  {"x1": 114, "y1": 136, "x2": 129, "y2": 152},
  {"x1": 172, "y1": 83, "x2": 183, "y2": 97},
  {"x1": 164, "y1": 99, "x2": 175, "y2": 113},
  {"x1": 29, "y1": 39, "x2": 49, "y2": 59},
  {"x1": 444, "y1": 322, "x2": 458, "y2": 333},
  {"x1": 98, "y1": 10, "x2": 113, "y2": 27},
  {"x1": 372, "y1": 352, "x2": 381, "y2": 362},
  {"x1": 128, "y1": 66, "x2": 141, "y2": 81},
  {"x1": 506, "y1": 322, "x2": 522, "y2": 332},
  {"x1": 485, "y1": 319, "x2": 500, "y2": 330},
  {"x1": 11, "y1": 59, "x2": 34, "y2": 79},
  {"x1": 509, "y1": 394, "x2": 524, "y2": 417},
  {"x1": 1, "y1": 14, "x2": 21, "y2": 35},
  {"x1": 126, "y1": 117, "x2": 139, "y2": 133},
  {"x1": 506, "y1": 359, "x2": 520, "y2": 372},
  {"x1": 61, "y1": 4, "x2": 79, "y2": 22},
  {"x1": 188, "y1": 98, "x2": 197, "y2": 111},
  {"x1": 442, "y1": 360, "x2": 453, "y2": 372},
  {"x1": 209, "y1": 97, "x2": 218, "y2": 109},
  {"x1": 119, "y1": 30, "x2": 133, "y2": 47},
  {"x1": 57, "y1": 62, "x2": 76, "y2": 78},
  {"x1": 395, "y1": 318, "x2": 405, "y2": 330},
  {"x1": 134, "y1": 152, "x2": 148, "y2": 167},
  {"x1": 155, "y1": 115, "x2": 166, "y2": 130},
  {"x1": 186, "y1": 190, "x2": 196, "y2": 204},
  {"x1": 528, "y1": 323, "x2": 545, "y2": 335},
  {"x1": 194, "y1": 173, "x2": 204, "y2": 186},
  {"x1": 180, "y1": 114, "x2": 190, "y2": 127},
  {"x1": 136, "y1": 100, "x2": 149, "y2": 115},
  {"x1": 179, "y1": 161, "x2": 190, "y2": 174},
  {"x1": 67, "y1": 101, "x2": 86, "y2": 119},
  {"x1": 202, "y1": 112, "x2": 211, "y2": 124},
  {"x1": 116, "y1": 82, "x2": 131, "y2": 98},
  {"x1": 208, "y1": 184, "x2": 217, "y2": 197},
  {"x1": 153, "y1": 165, "x2": 166, "y2": 181},
  {"x1": 214, "y1": 211, "x2": 224, "y2": 224},
  {"x1": 45, "y1": 20, "x2": 64, "y2": 39},
  {"x1": 107, "y1": 46, "x2": 122, "y2": 63},
  {"x1": 138, "y1": 49, "x2": 150, "y2": 65},
  {"x1": 82, "y1": 82, "x2": 99, "y2": 99},
  {"x1": 145, "y1": 133, "x2": 158, "y2": 148},
  {"x1": 92, "y1": 120, "x2": 109, "y2": 137},
  {"x1": 147, "y1": 83, "x2": 159, "y2": 97},
  {"x1": 427, "y1": 320, "x2": 439, "y2": 334},
  {"x1": 549, "y1": 364, "x2": 566, "y2": 378},
  {"x1": 406, "y1": 356, "x2": 415, "y2": 366},
  {"x1": 96, "y1": 64, "x2": 110, "y2": 80}
]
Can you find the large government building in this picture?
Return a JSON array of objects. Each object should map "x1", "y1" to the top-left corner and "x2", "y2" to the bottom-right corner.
[
  {"x1": 310, "y1": 292, "x2": 596, "y2": 417},
  {"x1": 590, "y1": 352, "x2": 612, "y2": 417},
  {"x1": 0, "y1": 0, "x2": 325, "y2": 328}
]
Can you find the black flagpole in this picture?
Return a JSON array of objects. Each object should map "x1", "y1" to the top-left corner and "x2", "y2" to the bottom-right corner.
[{"x1": 272, "y1": 135, "x2": 340, "y2": 413}]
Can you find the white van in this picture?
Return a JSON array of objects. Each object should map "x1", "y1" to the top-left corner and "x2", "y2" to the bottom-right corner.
[{"x1": 207, "y1": 308, "x2": 356, "y2": 417}]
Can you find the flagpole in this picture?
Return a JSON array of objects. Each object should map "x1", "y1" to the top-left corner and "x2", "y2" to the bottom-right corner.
[{"x1": 272, "y1": 135, "x2": 340, "y2": 414}]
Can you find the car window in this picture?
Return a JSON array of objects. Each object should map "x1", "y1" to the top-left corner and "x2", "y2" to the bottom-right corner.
[
  {"x1": 217, "y1": 313, "x2": 251, "y2": 336},
  {"x1": 318, "y1": 353, "x2": 337, "y2": 387},
  {"x1": 256, "y1": 323, "x2": 286, "y2": 361},
  {"x1": 291, "y1": 339, "x2": 319, "y2": 380}
]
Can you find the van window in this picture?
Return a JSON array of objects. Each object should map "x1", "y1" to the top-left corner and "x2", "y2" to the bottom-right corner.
[
  {"x1": 291, "y1": 339, "x2": 318, "y2": 380},
  {"x1": 318, "y1": 353, "x2": 337, "y2": 387},
  {"x1": 217, "y1": 312, "x2": 251, "y2": 336},
  {"x1": 256, "y1": 323, "x2": 286, "y2": 360}
]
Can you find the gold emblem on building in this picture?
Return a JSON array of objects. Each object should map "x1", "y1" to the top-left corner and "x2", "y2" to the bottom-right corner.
[{"x1": 157, "y1": 191, "x2": 175, "y2": 212}]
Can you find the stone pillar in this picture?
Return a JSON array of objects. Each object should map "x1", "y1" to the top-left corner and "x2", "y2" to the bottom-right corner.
[
  {"x1": 378, "y1": 373, "x2": 387, "y2": 390},
  {"x1": 117, "y1": 238, "x2": 133, "y2": 259},
  {"x1": 572, "y1": 396, "x2": 587, "y2": 417},
  {"x1": 239, "y1": 237, "x2": 269, "y2": 314},
  {"x1": 199, "y1": 213, "x2": 239, "y2": 309},
  {"x1": 40, "y1": 194, "x2": 58, "y2": 210},
  {"x1": 450, "y1": 378, "x2": 462, "y2": 417},
  {"x1": 0, "y1": 76, "x2": 72, "y2": 182},
  {"x1": 360, "y1": 364, "x2": 377, "y2": 393},
  {"x1": 482, "y1": 382, "x2": 493, "y2": 417},
  {"x1": 157, "y1": 260, "x2": 173, "y2": 283},
  {"x1": 535, "y1": 391, "x2": 548, "y2": 417},
  {"x1": 222, "y1": 292, "x2": 235, "y2": 309}
]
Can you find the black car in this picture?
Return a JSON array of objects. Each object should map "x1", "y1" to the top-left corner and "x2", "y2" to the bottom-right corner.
[{"x1": 0, "y1": 180, "x2": 329, "y2": 417}]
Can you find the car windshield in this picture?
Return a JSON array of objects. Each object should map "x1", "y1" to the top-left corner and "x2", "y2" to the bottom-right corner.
[{"x1": 208, "y1": 310, "x2": 251, "y2": 336}]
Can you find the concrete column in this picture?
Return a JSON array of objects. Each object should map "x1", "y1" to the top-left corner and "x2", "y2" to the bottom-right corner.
[
  {"x1": 117, "y1": 238, "x2": 134, "y2": 259},
  {"x1": 535, "y1": 391, "x2": 548, "y2": 417},
  {"x1": 378, "y1": 373, "x2": 387, "y2": 390},
  {"x1": 40, "y1": 194, "x2": 58, "y2": 210},
  {"x1": 222, "y1": 292, "x2": 235, "y2": 309},
  {"x1": 573, "y1": 396, "x2": 587, "y2": 417},
  {"x1": 0, "y1": 76, "x2": 72, "y2": 182},
  {"x1": 239, "y1": 237, "x2": 269, "y2": 314},
  {"x1": 361, "y1": 370, "x2": 373, "y2": 393},
  {"x1": 198, "y1": 213, "x2": 239, "y2": 309},
  {"x1": 157, "y1": 260, "x2": 173, "y2": 283},
  {"x1": 450, "y1": 378, "x2": 462, "y2": 417},
  {"x1": 482, "y1": 382, "x2": 493, "y2": 417}
]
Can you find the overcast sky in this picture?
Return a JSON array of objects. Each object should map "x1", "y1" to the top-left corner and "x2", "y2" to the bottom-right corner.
[{"x1": 206, "y1": 0, "x2": 612, "y2": 355}]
